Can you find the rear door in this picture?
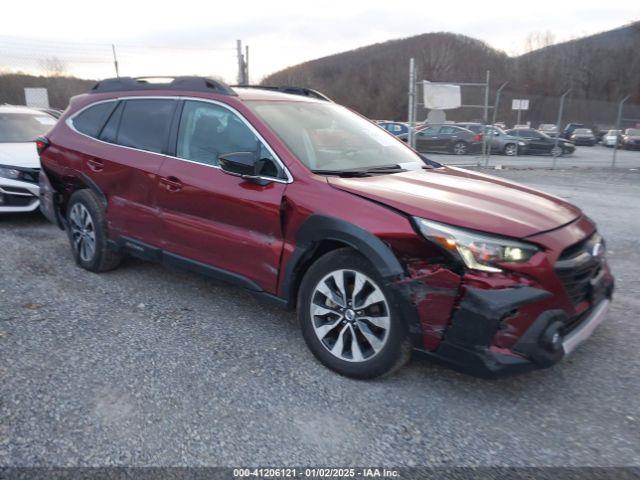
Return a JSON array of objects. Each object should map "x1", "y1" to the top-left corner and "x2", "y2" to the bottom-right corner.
[
  {"x1": 155, "y1": 99, "x2": 288, "y2": 292},
  {"x1": 79, "y1": 98, "x2": 177, "y2": 244}
]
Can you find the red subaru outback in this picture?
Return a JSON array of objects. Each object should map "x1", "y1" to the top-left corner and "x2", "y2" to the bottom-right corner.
[{"x1": 38, "y1": 77, "x2": 614, "y2": 378}]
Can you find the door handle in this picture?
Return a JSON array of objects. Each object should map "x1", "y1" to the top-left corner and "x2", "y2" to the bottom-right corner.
[
  {"x1": 86, "y1": 158, "x2": 104, "y2": 172},
  {"x1": 160, "y1": 176, "x2": 183, "y2": 192}
]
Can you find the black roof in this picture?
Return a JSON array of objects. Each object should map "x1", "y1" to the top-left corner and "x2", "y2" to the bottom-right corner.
[{"x1": 90, "y1": 76, "x2": 237, "y2": 96}]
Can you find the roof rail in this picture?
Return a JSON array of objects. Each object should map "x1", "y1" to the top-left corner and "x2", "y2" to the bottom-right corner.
[
  {"x1": 232, "y1": 85, "x2": 332, "y2": 102},
  {"x1": 90, "y1": 76, "x2": 237, "y2": 96}
]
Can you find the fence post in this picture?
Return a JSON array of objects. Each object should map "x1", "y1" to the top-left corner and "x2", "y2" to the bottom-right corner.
[
  {"x1": 485, "y1": 82, "x2": 508, "y2": 167},
  {"x1": 407, "y1": 58, "x2": 416, "y2": 150},
  {"x1": 552, "y1": 89, "x2": 571, "y2": 169},
  {"x1": 612, "y1": 94, "x2": 630, "y2": 168},
  {"x1": 479, "y1": 70, "x2": 490, "y2": 166}
]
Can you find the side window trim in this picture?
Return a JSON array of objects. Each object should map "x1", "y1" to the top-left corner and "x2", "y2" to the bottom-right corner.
[
  {"x1": 66, "y1": 95, "x2": 293, "y2": 184},
  {"x1": 167, "y1": 99, "x2": 185, "y2": 158}
]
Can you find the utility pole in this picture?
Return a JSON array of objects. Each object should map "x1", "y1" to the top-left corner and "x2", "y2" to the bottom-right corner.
[
  {"x1": 245, "y1": 45, "x2": 250, "y2": 85},
  {"x1": 236, "y1": 39, "x2": 247, "y2": 85},
  {"x1": 612, "y1": 94, "x2": 630, "y2": 168},
  {"x1": 111, "y1": 44, "x2": 119, "y2": 78}
]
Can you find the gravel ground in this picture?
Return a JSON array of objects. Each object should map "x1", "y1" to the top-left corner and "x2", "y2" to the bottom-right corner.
[{"x1": 1, "y1": 168, "x2": 639, "y2": 467}]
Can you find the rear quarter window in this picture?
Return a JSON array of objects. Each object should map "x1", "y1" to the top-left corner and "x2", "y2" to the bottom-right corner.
[{"x1": 71, "y1": 102, "x2": 116, "y2": 138}]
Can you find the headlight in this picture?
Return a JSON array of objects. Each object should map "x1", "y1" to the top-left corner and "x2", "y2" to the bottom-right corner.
[
  {"x1": 0, "y1": 166, "x2": 21, "y2": 180},
  {"x1": 414, "y1": 217, "x2": 539, "y2": 272},
  {"x1": 518, "y1": 141, "x2": 526, "y2": 146}
]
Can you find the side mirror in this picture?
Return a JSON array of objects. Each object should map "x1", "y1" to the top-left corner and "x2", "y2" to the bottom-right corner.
[
  {"x1": 218, "y1": 152, "x2": 274, "y2": 185},
  {"x1": 494, "y1": 131, "x2": 500, "y2": 136}
]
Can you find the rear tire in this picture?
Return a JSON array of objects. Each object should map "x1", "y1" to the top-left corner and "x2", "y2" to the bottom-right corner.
[
  {"x1": 298, "y1": 248, "x2": 411, "y2": 379},
  {"x1": 452, "y1": 141, "x2": 468, "y2": 155},
  {"x1": 66, "y1": 189, "x2": 122, "y2": 273}
]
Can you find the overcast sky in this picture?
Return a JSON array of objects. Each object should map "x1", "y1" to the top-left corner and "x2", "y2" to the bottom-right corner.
[{"x1": 1, "y1": 0, "x2": 638, "y2": 82}]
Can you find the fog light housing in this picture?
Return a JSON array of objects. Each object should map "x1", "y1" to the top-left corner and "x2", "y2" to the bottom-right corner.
[{"x1": 541, "y1": 321, "x2": 564, "y2": 352}]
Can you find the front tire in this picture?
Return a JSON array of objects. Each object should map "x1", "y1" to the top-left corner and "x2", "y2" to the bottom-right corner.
[
  {"x1": 298, "y1": 248, "x2": 411, "y2": 379},
  {"x1": 504, "y1": 143, "x2": 518, "y2": 156},
  {"x1": 550, "y1": 146, "x2": 562, "y2": 156},
  {"x1": 66, "y1": 189, "x2": 122, "y2": 272}
]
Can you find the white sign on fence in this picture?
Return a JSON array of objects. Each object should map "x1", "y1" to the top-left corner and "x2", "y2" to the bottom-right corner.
[
  {"x1": 512, "y1": 99, "x2": 529, "y2": 111},
  {"x1": 24, "y1": 88, "x2": 50, "y2": 109},
  {"x1": 423, "y1": 82, "x2": 462, "y2": 110}
]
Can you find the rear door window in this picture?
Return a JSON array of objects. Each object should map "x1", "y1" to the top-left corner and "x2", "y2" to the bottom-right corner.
[
  {"x1": 116, "y1": 99, "x2": 176, "y2": 153},
  {"x1": 72, "y1": 102, "x2": 116, "y2": 138}
]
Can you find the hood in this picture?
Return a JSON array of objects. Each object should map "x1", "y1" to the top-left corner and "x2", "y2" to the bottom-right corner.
[
  {"x1": 0, "y1": 142, "x2": 40, "y2": 168},
  {"x1": 328, "y1": 167, "x2": 581, "y2": 238}
]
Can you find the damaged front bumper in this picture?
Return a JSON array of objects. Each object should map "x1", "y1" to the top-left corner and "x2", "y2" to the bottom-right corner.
[{"x1": 394, "y1": 268, "x2": 614, "y2": 378}]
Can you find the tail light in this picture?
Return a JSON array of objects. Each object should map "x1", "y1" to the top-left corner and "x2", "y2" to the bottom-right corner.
[
  {"x1": 472, "y1": 134, "x2": 482, "y2": 142},
  {"x1": 35, "y1": 136, "x2": 50, "y2": 156}
]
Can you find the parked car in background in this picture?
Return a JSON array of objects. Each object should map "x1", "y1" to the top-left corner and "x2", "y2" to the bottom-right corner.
[
  {"x1": 403, "y1": 124, "x2": 482, "y2": 155},
  {"x1": 621, "y1": 128, "x2": 640, "y2": 150},
  {"x1": 570, "y1": 128, "x2": 597, "y2": 146},
  {"x1": 35, "y1": 108, "x2": 63, "y2": 119},
  {"x1": 0, "y1": 105, "x2": 55, "y2": 213},
  {"x1": 493, "y1": 122, "x2": 507, "y2": 129},
  {"x1": 38, "y1": 76, "x2": 614, "y2": 379},
  {"x1": 538, "y1": 124, "x2": 559, "y2": 137},
  {"x1": 378, "y1": 121, "x2": 409, "y2": 136},
  {"x1": 457, "y1": 123, "x2": 528, "y2": 156},
  {"x1": 513, "y1": 124, "x2": 529, "y2": 129},
  {"x1": 507, "y1": 128, "x2": 575, "y2": 155},
  {"x1": 603, "y1": 130, "x2": 622, "y2": 147},
  {"x1": 562, "y1": 123, "x2": 585, "y2": 139}
]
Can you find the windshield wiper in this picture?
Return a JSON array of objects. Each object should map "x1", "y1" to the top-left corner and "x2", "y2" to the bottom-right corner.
[
  {"x1": 311, "y1": 169, "x2": 374, "y2": 177},
  {"x1": 312, "y1": 164, "x2": 407, "y2": 177}
]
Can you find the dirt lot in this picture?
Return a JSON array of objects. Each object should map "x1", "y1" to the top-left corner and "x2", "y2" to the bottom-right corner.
[{"x1": 1, "y1": 167, "x2": 639, "y2": 467}]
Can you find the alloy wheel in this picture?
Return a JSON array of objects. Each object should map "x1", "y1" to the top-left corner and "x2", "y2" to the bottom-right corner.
[
  {"x1": 453, "y1": 142, "x2": 468, "y2": 155},
  {"x1": 310, "y1": 269, "x2": 391, "y2": 362},
  {"x1": 551, "y1": 146, "x2": 562, "y2": 156},
  {"x1": 69, "y1": 203, "x2": 96, "y2": 262},
  {"x1": 504, "y1": 144, "x2": 517, "y2": 156}
]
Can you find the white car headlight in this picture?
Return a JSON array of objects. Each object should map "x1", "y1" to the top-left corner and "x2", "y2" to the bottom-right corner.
[
  {"x1": 0, "y1": 166, "x2": 21, "y2": 180},
  {"x1": 414, "y1": 217, "x2": 540, "y2": 272},
  {"x1": 518, "y1": 141, "x2": 526, "y2": 146}
]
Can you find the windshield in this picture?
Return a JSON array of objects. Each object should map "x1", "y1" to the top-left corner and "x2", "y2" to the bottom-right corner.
[
  {"x1": 0, "y1": 112, "x2": 55, "y2": 143},
  {"x1": 247, "y1": 101, "x2": 426, "y2": 172},
  {"x1": 626, "y1": 128, "x2": 640, "y2": 136}
]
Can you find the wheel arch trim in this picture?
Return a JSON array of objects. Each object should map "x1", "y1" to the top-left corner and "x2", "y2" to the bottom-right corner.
[{"x1": 280, "y1": 214, "x2": 405, "y2": 307}]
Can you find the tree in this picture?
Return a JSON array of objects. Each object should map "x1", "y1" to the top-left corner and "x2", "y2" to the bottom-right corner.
[{"x1": 39, "y1": 57, "x2": 68, "y2": 77}]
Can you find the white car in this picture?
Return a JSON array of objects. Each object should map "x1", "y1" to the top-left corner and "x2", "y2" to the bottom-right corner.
[
  {"x1": 603, "y1": 129, "x2": 622, "y2": 147},
  {"x1": 0, "y1": 105, "x2": 56, "y2": 213}
]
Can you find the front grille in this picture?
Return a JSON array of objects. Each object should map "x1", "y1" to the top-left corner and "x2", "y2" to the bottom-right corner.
[{"x1": 555, "y1": 233, "x2": 604, "y2": 306}]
